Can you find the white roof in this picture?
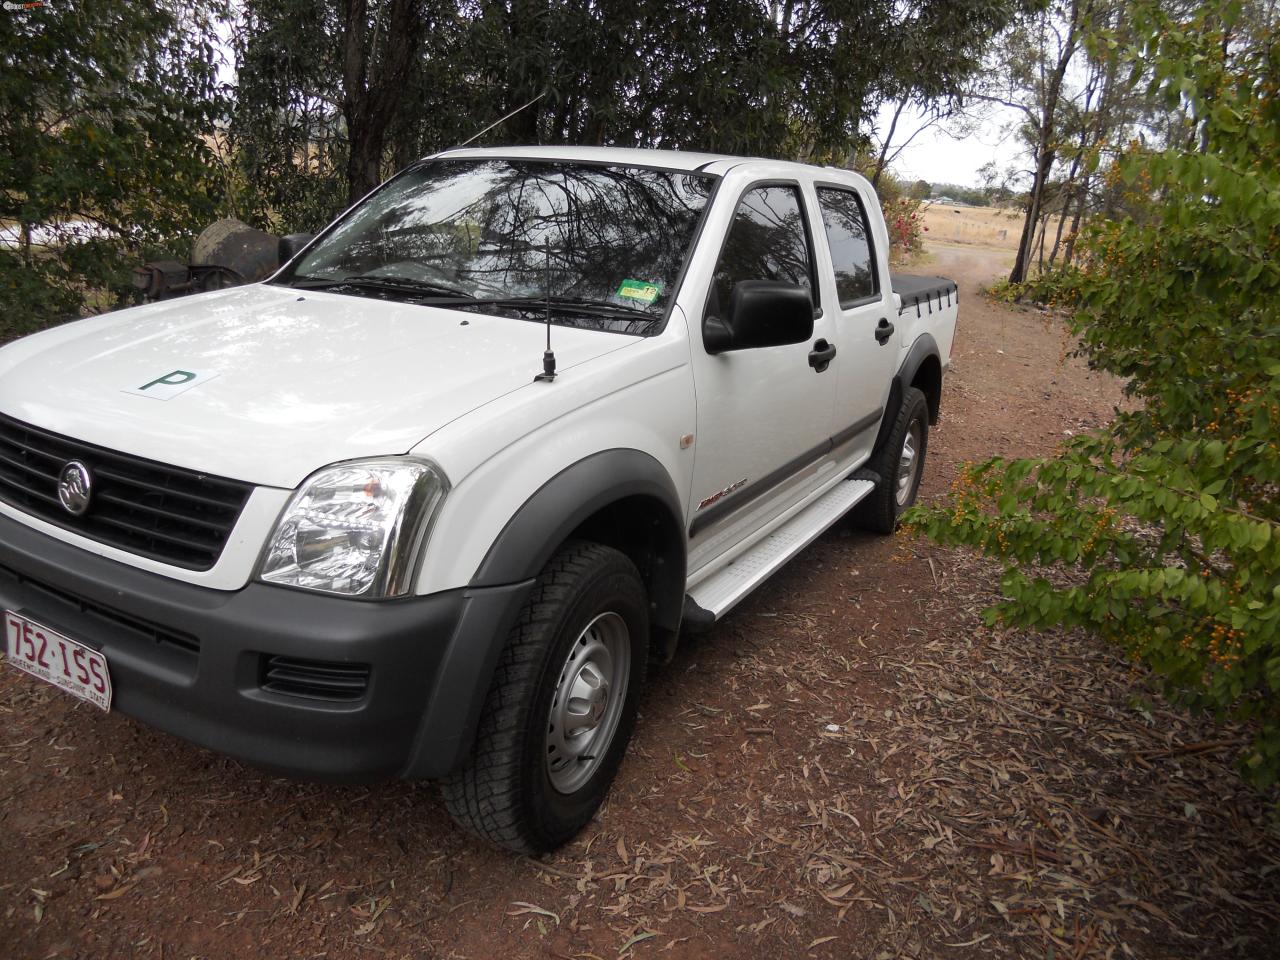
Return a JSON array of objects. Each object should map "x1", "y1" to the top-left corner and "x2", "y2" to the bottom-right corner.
[
  {"x1": 425, "y1": 145, "x2": 870, "y2": 191},
  {"x1": 431, "y1": 144, "x2": 742, "y2": 172}
]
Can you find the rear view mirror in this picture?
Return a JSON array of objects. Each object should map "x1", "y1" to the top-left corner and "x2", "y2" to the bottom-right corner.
[{"x1": 704, "y1": 280, "x2": 813, "y2": 354}]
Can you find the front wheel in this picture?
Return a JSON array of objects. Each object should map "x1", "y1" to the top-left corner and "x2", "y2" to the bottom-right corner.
[
  {"x1": 441, "y1": 541, "x2": 648, "y2": 853},
  {"x1": 853, "y1": 386, "x2": 930, "y2": 534}
]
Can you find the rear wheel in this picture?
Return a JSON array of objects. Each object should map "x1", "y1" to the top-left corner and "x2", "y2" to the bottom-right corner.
[
  {"x1": 441, "y1": 541, "x2": 647, "y2": 853},
  {"x1": 853, "y1": 386, "x2": 930, "y2": 534}
]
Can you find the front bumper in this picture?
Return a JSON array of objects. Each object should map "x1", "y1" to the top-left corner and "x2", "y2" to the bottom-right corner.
[{"x1": 0, "y1": 512, "x2": 533, "y2": 782}]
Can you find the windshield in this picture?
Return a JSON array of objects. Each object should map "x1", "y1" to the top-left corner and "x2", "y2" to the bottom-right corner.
[{"x1": 278, "y1": 158, "x2": 716, "y2": 334}]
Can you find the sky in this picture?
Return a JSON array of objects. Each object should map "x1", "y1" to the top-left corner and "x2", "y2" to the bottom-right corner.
[{"x1": 871, "y1": 100, "x2": 1029, "y2": 188}]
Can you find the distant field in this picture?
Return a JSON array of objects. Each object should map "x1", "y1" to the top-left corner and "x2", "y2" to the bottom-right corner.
[
  {"x1": 922, "y1": 203, "x2": 1021, "y2": 249},
  {"x1": 922, "y1": 202, "x2": 1071, "y2": 254}
]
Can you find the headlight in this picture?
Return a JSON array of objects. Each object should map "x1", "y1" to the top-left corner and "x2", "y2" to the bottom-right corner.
[{"x1": 259, "y1": 458, "x2": 448, "y2": 598}]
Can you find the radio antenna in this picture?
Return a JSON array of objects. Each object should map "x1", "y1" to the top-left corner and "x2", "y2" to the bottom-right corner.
[
  {"x1": 457, "y1": 92, "x2": 547, "y2": 149},
  {"x1": 535, "y1": 244, "x2": 557, "y2": 382}
]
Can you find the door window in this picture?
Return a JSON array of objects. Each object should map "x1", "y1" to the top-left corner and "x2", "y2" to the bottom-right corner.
[
  {"x1": 709, "y1": 184, "x2": 813, "y2": 319},
  {"x1": 816, "y1": 187, "x2": 878, "y2": 307}
]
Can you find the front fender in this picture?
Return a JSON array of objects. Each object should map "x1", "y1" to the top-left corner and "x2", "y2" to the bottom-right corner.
[
  {"x1": 401, "y1": 449, "x2": 687, "y2": 779},
  {"x1": 471, "y1": 448, "x2": 684, "y2": 593}
]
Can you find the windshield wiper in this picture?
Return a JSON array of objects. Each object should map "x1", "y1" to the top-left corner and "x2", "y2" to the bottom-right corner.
[
  {"x1": 289, "y1": 274, "x2": 475, "y2": 300},
  {"x1": 459, "y1": 295, "x2": 655, "y2": 320},
  {"x1": 282, "y1": 281, "x2": 658, "y2": 330}
]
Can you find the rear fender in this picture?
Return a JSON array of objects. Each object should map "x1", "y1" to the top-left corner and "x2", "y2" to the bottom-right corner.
[{"x1": 869, "y1": 334, "x2": 940, "y2": 456}]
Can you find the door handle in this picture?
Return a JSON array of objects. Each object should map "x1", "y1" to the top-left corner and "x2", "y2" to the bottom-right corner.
[
  {"x1": 875, "y1": 318, "x2": 895, "y2": 345},
  {"x1": 808, "y1": 338, "x2": 837, "y2": 372}
]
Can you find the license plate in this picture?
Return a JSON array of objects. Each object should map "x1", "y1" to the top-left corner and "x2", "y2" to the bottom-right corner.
[{"x1": 4, "y1": 610, "x2": 111, "y2": 711}]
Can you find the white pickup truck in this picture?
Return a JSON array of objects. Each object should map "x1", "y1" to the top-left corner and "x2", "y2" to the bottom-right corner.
[{"x1": 0, "y1": 147, "x2": 957, "y2": 852}]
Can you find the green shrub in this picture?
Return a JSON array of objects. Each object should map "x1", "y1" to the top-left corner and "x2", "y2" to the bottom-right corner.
[
  {"x1": 885, "y1": 195, "x2": 926, "y2": 257},
  {"x1": 984, "y1": 278, "x2": 1027, "y2": 303},
  {"x1": 0, "y1": 2, "x2": 226, "y2": 333},
  {"x1": 908, "y1": 3, "x2": 1280, "y2": 787},
  {"x1": 988, "y1": 268, "x2": 1077, "y2": 307}
]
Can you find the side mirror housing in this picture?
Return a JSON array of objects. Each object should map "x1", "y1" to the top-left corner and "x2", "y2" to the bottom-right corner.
[
  {"x1": 278, "y1": 233, "x2": 316, "y2": 265},
  {"x1": 704, "y1": 280, "x2": 813, "y2": 354},
  {"x1": 703, "y1": 315, "x2": 734, "y2": 353}
]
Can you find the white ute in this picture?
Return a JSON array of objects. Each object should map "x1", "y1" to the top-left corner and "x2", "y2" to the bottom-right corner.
[{"x1": 0, "y1": 146, "x2": 958, "y2": 852}]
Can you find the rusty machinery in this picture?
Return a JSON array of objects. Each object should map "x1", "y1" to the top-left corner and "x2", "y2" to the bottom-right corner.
[{"x1": 132, "y1": 219, "x2": 291, "y2": 301}]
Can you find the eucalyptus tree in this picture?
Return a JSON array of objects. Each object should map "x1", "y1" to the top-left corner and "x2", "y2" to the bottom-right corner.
[
  {"x1": 975, "y1": 0, "x2": 1088, "y2": 284},
  {"x1": 230, "y1": 0, "x2": 1035, "y2": 230},
  {"x1": 0, "y1": 0, "x2": 228, "y2": 329},
  {"x1": 912, "y1": 1, "x2": 1280, "y2": 790}
]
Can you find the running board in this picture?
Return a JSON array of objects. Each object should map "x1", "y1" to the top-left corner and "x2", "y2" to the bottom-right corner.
[{"x1": 685, "y1": 478, "x2": 875, "y2": 621}]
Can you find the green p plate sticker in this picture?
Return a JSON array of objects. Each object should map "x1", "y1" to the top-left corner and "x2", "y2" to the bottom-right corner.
[{"x1": 616, "y1": 279, "x2": 662, "y2": 305}]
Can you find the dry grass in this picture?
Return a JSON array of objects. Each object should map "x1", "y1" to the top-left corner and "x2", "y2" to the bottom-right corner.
[{"x1": 922, "y1": 204, "x2": 1074, "y2": 254}]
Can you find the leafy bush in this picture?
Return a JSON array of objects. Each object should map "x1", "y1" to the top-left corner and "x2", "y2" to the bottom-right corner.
[
  {"x1": 984, "y1": 278, "x2": 1026, "y2": 303},
  {"x1": 907, "y1": 4, "x2": 1280, "y2": 787},
  {"x1": 0, "y1": 2, "x2": 227, "y2": 336},
  {"x1": 985, "y1": 269, "x2": 1076, "y2": 307},
  {"x1": 885, "y1": 196, "x2": 927, "y2": 257}
]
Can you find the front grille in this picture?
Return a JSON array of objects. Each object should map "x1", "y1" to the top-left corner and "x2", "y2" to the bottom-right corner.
[
  {"x1": 0, "y1": 414, "x2": 252, "y2": 571},
  {"x1": 0, "y1": 561, "x2": 200, "y2": 655},
  {"x1": 261, "y1": 655, "x2": 371, "y2": 701}
]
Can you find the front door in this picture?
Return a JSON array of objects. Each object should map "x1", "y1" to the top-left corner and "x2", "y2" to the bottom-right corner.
[{"x1": 686, "y1": 177, "x2": 838, "y2": 573}]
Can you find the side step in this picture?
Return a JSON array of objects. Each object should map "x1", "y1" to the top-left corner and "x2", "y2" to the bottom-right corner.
[{"x1": 686, "y1": 477, "x2": 875, "y2": 621}]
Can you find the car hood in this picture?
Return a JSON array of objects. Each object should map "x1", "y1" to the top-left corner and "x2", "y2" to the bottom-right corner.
[{"x1": 0, "y1": 284, "x2": 636, "y2": 488}]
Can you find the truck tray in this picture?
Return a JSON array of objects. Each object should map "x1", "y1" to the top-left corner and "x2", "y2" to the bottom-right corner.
[{"x1": 892, "y1": 274, "x2": 958, "y2": 317}]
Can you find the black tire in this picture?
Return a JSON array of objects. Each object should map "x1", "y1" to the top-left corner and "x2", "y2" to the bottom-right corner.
[
  {"x1": 853, "y1": 386, "x2": 930, "y2": 534},
  {"x1": 441, "y1": 541, "x2": 648, "y2": 853}
]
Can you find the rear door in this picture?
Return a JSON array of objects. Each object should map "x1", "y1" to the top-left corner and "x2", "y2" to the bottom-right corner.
[
  {"x1": 812, "y1": 182, "x2": 898, "y2": 468},
  {"x1": 684, "y1": 172, "x2": 839, "y2": 572}
]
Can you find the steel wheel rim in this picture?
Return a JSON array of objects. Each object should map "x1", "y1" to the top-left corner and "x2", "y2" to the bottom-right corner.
[
  {"x1": 545, "y1": 611, "x2": 630, "y2": 794},
  {"x1": 896, "y1": 422, "x2": 923, "y2": 506}
]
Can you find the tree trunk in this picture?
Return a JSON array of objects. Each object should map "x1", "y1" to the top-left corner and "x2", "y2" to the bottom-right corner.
[
  {"x1": 1035, "y1": 211, "x2": 1050, "y2": 273},
  {"x1": 1062, "y1": 181, "x2": 1089, "y2": 266},
  {"x1": 345, "y1": 113, "x2": 384, "y2": 205},
  {"x1": 1048, "y1": 153, "x2": 1083, "y2": 268},
  {"x1": 391, "y1": 118, "x2": 418, "y2": 171},
  {"x1": 870, "y1": 98, "x2": 906, "y2": 188},
  {"x1": 340, "y1": 0, "x2": 423, "y2": 206},
  {"x1": 1060, "y1": 24, "x2": 1121, "y2": 267},
  {"x1": 1047, "y1": 196, "x2": 1070, "y2": 267},
  {"x1": 1011, "y1": 145, "x2": 1056, "y2": 283},
  {"x1": 1010, "y1": 0, "x2": 1082, "y2": 284},
  {"x1": 499, "y1": 0, "x2": 545, "y2": 143}
]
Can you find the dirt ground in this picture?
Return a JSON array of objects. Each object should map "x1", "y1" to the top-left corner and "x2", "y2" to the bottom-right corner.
[{"x1": 3, "y1": 242, "x2": 1277, "y2": 960}]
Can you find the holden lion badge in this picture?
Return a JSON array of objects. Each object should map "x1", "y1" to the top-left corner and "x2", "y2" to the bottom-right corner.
[{"x1": 57, "y1": 460, "x2": 93, "y2": 516}]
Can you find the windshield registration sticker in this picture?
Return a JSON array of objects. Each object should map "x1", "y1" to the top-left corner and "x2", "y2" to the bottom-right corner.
[{"x1": 616, "y1": 279, "x2": 662, "y2": 305}]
